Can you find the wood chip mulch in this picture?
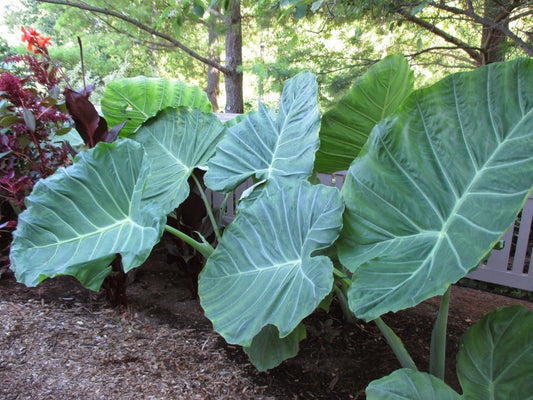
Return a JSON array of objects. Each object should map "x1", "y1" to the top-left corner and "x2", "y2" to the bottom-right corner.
[{"x1": 1, "y1": 299, "x2": 276, "y2": 400}]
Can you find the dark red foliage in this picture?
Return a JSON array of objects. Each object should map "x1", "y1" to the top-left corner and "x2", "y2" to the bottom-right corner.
[
  {"x1": 1, "y1": 41, "x2": 73, "y2": 266},
  {"x1": 0, "y1": 69, "x2": 71, "y2": 180},
  {"x1": 0, "y1": 72, "x2": 33, "y2": 107},
  {"x1": 0, "y1": 171, "x2": 33, "y2": 209},
  {"x1": 65, "y1": 87, "x2": 122, "y2": 148},
  {"x1": 1, "y1": 30, "x2": 125, "y2": 269}
]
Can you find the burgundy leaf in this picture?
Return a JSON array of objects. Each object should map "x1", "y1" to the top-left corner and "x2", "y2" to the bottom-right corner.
[
  {"x1": 92, "y1": 116, "x2": 110, "y2": 144},
  {"x1": 99, "y1": 121, "x2": 126, "y2": 144},
  {"x1": 64, "y1": 87, "x2": 104, "y2": 148},
  {"x1": 82, "y1": 83, "x2": 96, "y2": 97},
  {"x1": 0, "y1": 220, "x2": 17, "y2": 229}
]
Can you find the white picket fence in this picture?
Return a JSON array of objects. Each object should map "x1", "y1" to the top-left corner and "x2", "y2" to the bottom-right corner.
[
  {"x1": 467, "y1": 194, "x2": 533, "y2": 291},
  {"x1": 207, "y1": 171, "x2": 533, "y2": 292}
]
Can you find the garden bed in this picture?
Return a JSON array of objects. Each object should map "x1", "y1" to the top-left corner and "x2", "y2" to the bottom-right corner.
[{"x1": 1, "y1": 248, "x2": 532, "y2": 400}]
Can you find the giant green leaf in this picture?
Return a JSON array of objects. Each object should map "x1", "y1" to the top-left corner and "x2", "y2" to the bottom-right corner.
[
  {"x1": 204, "y1": 71, "x2": 320, "y2": 193},
  {"x1": 457, "y1": 305, "x2": 533, "y2": 400},
  {"x1": 367, "y1": 306, "x2": 533, "y2": 399},
  {"x1": 315, "y1": 54, "x2": 413, "y2": 173},
  {"x1": 338, "y1": 58, "x2": 533, "y2": 321},
  {"x1": 10, "y1": 139, "x2": 166, "y2": 291},
  {"x1": 101, "y1": 76, "x2": 212, "y2": 136},
  {"x1": 244, "y1": 324, "x2": 306, "y2": 371},
  {"x1": 366, "y1": 369, "x2": 460, "y2": 400},
  {"x1": 131, "y1": 107, "x2": 226, "y2": 214},
  {"x1": 198, "y1": 181, "x2": 343, "y2": 346}
]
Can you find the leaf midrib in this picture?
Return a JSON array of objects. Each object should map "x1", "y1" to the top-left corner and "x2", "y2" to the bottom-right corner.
[{"x1": 23, "y1": 217, "x2": 143, "y2": 250}]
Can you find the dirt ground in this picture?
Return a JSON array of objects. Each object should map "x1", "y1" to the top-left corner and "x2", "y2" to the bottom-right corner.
[{"x1": 1, "y1": 245, "x2": 532, "y2": 400}]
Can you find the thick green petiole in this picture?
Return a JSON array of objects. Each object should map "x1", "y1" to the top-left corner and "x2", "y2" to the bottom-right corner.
[
  {"x1": 191, "y1": 173, "x2": 222, "y2": 242},
  {"x1": 429, "y1": 285, "x2": 451, "y2": 379},
  {"x1": 332, "y1": 267, "x2": 356, "y2": 323},
  {"x1": 164, "y1": 224, "x2": 214, "y2": 258},
  {"x1": 216, "y1": 193, "x2": 231, "y2": 228},
  {"x1": 332, "y1": 266, "x2": 347, "y2": 280},
  {"x1": 333, "y1": 284, "x2": 356, "y2": 324},
  {"x1": 375, "y1": 317, "x2": 418, "y2": 371}
]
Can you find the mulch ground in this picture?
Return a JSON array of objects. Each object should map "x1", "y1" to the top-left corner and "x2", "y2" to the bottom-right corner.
[{"x1": 1, "y1": 248, "x2": 532, "y2": 399}]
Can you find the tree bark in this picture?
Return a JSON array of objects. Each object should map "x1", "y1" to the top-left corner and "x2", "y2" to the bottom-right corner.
[
  {"x1": 396, "y1": 1, "x2": 533, "y2": 66},
  {"x1": 224, "y1": 0, "x2": 244, "y2": 114},
  {"x1": 37, "y1": 0, "x2": 231, "y2": 74},
  {"x1": 36, "y1": 0, "x2": 248, "y2": 112},
  {"x1": 395, "y1": 6, "x2": 483, "y2": 65},
  {"x1": 480, "y1": 0, "x2": 511, "y2": 64},
  {"x1": 207, "y1": 9, "x2": 220, "y2": 112}
]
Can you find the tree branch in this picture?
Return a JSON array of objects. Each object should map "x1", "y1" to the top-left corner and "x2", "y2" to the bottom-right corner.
[
  {"x1": 428, "y1": 1, "x2": 533, "y2": 57},
  {"x1": 95, "y1": 14, "x2": 177, "y2": 50},
  {"x1": 509, "y1": 9, "x2": 533, "y2": 23},
  {"x1": 406, "y1": 45, "x2": 479, "y2": 66},
  {"x1": 395, "y1": 7, "x2": 483, "y2": 65},
  {"x1": 485, "y1": 22, "x2": 533, "y2": 57},
  {"x1": 36, "y1": 0, "x2": 231, "y2": 74}
]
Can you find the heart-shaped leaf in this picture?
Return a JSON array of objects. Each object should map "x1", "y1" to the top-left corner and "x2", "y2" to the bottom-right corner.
[
  {"x1": 338, "y1": 58, "x2": 533, "y2": 321},
  {"x1": 315, "y1": 54, "x2": 413, "y2": 173},
  {"x1": 199, "y1": 181, "x2": 343, "y2": 346},
  {"x1": 366, "y1": 369, "x2": 460, "y2": 400},
  {"x1": 131, "y1": 107, "x2": 226, "y2": 214},
  {"x1": 244, "y1": 324, "x2": 306, "y2": 371},
  {"x1": 457, "y1": 305, "x2": 533, "y2": 400},
  {"x1": 10, "y1": 139, "x2": 166, "y2": 290},
  {"x1": 101, "y1": 77, "x2": 212, "y2": 136},
  {"x1": 204, "y1": 71, "x2": 320, "y2": 193}
]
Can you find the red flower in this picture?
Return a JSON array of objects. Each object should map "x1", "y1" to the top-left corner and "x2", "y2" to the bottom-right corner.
[
  {"x1": 21, "y1": 26, "x2": 38, "y2": 41},
  {"x1": 37, "y1": 35, "x2": 52, "y2": 48},
  {"x1": 20, "y1": 26, "x2": 51, "y2": 54},
  {"x1": 21, "y1": 26, "x2": 32, "y2": 43},
  {"x1": 21, "y1": 26, "x2": 36, "y2": 51}
]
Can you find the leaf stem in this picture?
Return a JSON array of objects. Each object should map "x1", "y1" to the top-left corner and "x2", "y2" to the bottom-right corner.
[
  {"x1": 77, "y1": 36, "x2": 87, "y2": 94},
  {"x1": 375, "y1": 317, "x2": 418, "y2": 371},
  {"x1": 191, "y1": 173, "x2": 222, "y2": 241},
  {"x1": 429, "y1": 285, "x2": 451, "y2": 380},
  {"x1": 333, "y1": 284, "x2": 356, "y2": 324},
  {"x1": 216, "y1": 192, "x2": 230, "y2": 227},
  {"x1": 332, "y1": 267, "x2": 347, "y2": 280},
  {"x1": 164, "y1": 224, "x2": 214, "y2": 258}
]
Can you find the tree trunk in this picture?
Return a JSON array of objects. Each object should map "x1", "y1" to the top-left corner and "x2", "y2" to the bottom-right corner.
[
  {"x1": 206, "y1": 8, "x2": 220, "y2": 112},
  {"x1": 224, "y1": 0, "x2": 244, "y2": 114},
  {"x1": 480, "y1": 0, "x2": 511, "y2": 64}
]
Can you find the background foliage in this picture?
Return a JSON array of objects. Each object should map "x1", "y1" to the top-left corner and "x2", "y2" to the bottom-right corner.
[{"x1": 4, "y1": 0, "x2": 530, "y2": 111}]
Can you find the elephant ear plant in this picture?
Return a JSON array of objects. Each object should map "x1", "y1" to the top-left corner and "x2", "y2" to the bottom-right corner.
[
  {"x1": 332, "y1": 57, "x2": 533, "y2": 397},
  {"x1": 9, "y1": 57, "x2": 533, "y2": 396}
]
